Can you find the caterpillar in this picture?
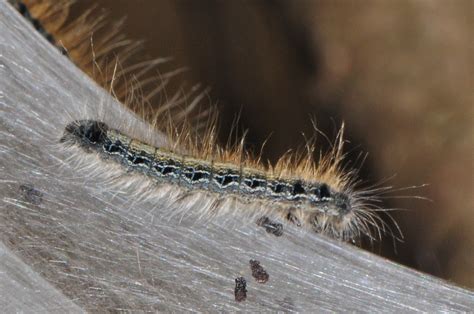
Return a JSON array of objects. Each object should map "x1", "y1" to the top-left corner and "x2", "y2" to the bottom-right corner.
[
  {"x1": 9, "y1": 0, "x2": 393, "y2": 243},
  {"x1": 59, "y1": 118, "x2": 383, "y2": 242}
]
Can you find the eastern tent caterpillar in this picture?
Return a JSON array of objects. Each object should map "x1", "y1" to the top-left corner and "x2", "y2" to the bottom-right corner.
[
  {"x1": 7, "y1": 0, "x2": 68, "y2": 55},
  {"x1": 8, "y1": 1, "x2": 54, "y2": 45},
  {"x1": 60, "y1": 119, "x2": 385, "y2": 242}
]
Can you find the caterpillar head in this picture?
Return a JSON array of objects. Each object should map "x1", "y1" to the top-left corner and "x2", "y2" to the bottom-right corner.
[
  {"x1": 61, "y1": 120, "x2": 109, "y2": 151},
  {"x1": 308, "y1": 188, "x2": 358, "y2": 242}
]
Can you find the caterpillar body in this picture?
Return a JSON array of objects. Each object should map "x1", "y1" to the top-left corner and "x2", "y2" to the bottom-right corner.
[{"x1": 61, "y1": 119, "x2": 375, "y2": 242}]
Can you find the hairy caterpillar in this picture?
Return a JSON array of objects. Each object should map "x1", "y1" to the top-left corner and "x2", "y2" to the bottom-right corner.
[
  {"x1": 59, "y1": 118, "x2": 383, "y2": 242},
  {"x1": 9, "y1": 0, "x2": 392, "y2": 243}
]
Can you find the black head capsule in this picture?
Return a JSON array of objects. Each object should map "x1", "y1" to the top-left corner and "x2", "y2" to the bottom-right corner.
[{"x1": 61, "y1": 120, "x2": 109, "y2": 150}]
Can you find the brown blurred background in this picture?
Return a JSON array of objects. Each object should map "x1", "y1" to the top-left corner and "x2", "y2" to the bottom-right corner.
[{"x1": 75, "y1": 0, "x2": 473, "y2": 288}]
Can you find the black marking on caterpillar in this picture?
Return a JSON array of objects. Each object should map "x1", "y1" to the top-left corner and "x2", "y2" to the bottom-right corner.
[
  {"x1": 249, "y1": 259, "x2": 269, "y2": 284},
  {"x1": 256, "y1": 216, "x2": 284, "y2": 237},
  {"x1": 234, "y1": 277, "x2": 247, "y2": 302},
  {"x1": 61, "y1": 119, "x2": 371, "y2": 242},
  {"x1": 8, "y1": 0, "x2": 68, "y2": 55}
]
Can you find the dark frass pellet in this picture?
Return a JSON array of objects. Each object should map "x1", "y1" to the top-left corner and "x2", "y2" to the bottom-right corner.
[
  {"x1": 234, "y1": 277, "x2": 247, "y2": 302},
  {"x1": 256, "y1": 216, "x2": 283, "y2": 237},
  {"x1": 249, "y1": 260, "x2": 269, "y2": 283}
]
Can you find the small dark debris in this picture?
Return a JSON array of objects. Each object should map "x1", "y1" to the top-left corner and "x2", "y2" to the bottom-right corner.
[
  {"x1": 256, "y1": 216, "x2": 283, "y2": 236},
  {"x1": 286, "y1": 212, "x2": 302, "y2": 227},
  {"x1": 234, "y1": 277, "x2": 247, "y2": 302},
  {"x1": 249, "y1": 259, "x2": 269, "y2": 284},
  {"x1": 19, "y1": 184, "x2": 43, "y2": 205}
]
